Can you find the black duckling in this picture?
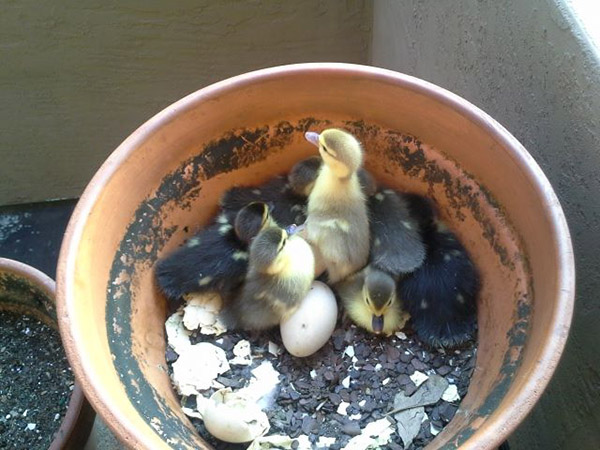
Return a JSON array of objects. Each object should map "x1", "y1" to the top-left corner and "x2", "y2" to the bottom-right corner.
[
  {"x1": 220, "y1": 175, "x2": 307, "y2": 227},
  {"x1": 368, "y1": 188, "x2": 426, "y2": 276},
  {"x1": 398, "y1": 194, "x2": 480, "y2": 348},
  {"x1": 303, "y1": 129, "x2": 370, "y2": 283},
  {"x1": 155, "y1": 202, "x2": 274, "y2": 302},
  {"x1": 336, "y1": 267, "x2": 410, "y2": 335},
  {"x1": 222, "y1": 226, "x2": 315, "y2": 330}
]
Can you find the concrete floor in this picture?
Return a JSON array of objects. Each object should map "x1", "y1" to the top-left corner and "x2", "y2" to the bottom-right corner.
[
  {"x1": 85, "y1": 418, "x2": 123, "y2": 450},
  {"x1": 0, "y1": 200, "x2": 123, "y2": 449}
]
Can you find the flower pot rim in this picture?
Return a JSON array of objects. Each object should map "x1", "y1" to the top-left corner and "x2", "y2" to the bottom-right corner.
[{"x1": 56, "y1": 63, "x2": 575, "y2": 449}]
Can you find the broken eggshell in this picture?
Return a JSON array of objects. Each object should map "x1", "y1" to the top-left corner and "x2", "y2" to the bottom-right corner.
[
  {"x1": 170, "y1": 342, "x2": 230, "y2": 395},
  {"x1": 165, "y1": 310, "x2": 192, "y2": 355},
  {"x1": 202, "y1": 388, "x2": 269, "y2": 443},
  {"x1": 280, "y1": 281, "x2": 338, "y2": 357},
  {"x1": 182, "y1": 292, "x2": 227, "y2": 335}
]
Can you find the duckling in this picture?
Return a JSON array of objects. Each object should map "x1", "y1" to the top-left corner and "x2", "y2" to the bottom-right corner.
[
  {"x1": 220, "y1": 175, "x2": 307, "y2": 227},
  {"x1": 221, "y1": 226, "x2": 315, "y2": 330},
  {"x1": 303, "y1": 129, "x2": 370, "y2": 283},
  {"x1": 368, "y1": 188, "x2": 426, "y2": 276},
  {"x1": 234, "y1": 201, "x2": 275, "y2": 243},
  {"x1": 288, "y1": 156, "x2": 378, "y2": 198},
  {"x1": 398, "y1": 194, "x2": 480, "y2": 348},
  {"x1": 334, "y1": 188, "x2": 424, "y2": 335},
  {"x1": 336, "y1": 267, "x2": 409, "y2": 335},
  {"x1": 155, "y1": 202, "x2": 274, "y2": 302}
]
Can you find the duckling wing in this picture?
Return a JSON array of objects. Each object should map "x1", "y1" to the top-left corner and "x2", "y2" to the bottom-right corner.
[
  {"x1": 401, "y1": 193, "x2": 437, "y2": 235},
  {"x1": 220, "y1": 275, "x2": 288, "y2": 331},
  {"x1": 155, "y1": 224, "x2": 249, "y2": 301},
  {"x1": 306, "y1": 210, "x2": 370, "y2": 283},
  {"x1": 398, "y1": 225, "x2": 480, "y2": 348},
  {"x1": 220, "y1": 293, "x2": 279, "y2": 331},
  {"x1": 368, "y1": 190, "x2": 426, "y2": 276}
]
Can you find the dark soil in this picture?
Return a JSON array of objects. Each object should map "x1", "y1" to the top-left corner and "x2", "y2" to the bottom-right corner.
[
  {"x1": 0, "y1": 310, "x2": 74, "y2": 449},
  {"x1": 168, "y1": 315, "x2": 477, "y2": 449}
]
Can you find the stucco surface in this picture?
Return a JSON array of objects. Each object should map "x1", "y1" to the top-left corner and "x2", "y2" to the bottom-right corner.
[
  {"x1": 372, "y1": 1, "x2": 600, "y2": 448},
  {"x1": 0, "y1": 0, "x2": 371, "y2": 205}
]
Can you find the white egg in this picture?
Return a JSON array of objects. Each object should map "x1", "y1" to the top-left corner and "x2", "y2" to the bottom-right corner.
[{"x1": 280, "y1": 281, "x2": 338, "y2": 357}]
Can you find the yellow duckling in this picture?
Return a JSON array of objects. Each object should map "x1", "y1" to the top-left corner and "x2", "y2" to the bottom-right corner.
[
  {"x1": 336, "y1": 267, "x2": 409, "y2": 335},
  {"x1": 222, "y1": 226, "x2": 315, "y2": 330},
  {"x1": 303, "y1": 129, "x2": 370, "y2": 283}
]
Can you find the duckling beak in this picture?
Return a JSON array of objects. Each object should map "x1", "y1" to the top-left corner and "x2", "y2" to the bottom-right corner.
[
  {"x1": 305, "y1": 131, "x2": 320, "y2": 147},
  {"x1": 372, "y1": 315, "x2": 384, "y2": 334}
]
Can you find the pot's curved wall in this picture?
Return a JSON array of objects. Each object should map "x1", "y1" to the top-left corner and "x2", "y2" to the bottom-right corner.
[
  {"x1": 371, "y1": 1, "x2": 600, "y2": 448},
  {"x1": 0, "y1": 1, "x2": 372, "y2": 206}
]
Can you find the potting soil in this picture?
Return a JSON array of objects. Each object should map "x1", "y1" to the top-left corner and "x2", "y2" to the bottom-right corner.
[
  {"x1": 0, "y1": 310, "x2": 74, "y2": 449},
  {"x1": 167, "y1": 315, "x2": 476, "y2": 449}
]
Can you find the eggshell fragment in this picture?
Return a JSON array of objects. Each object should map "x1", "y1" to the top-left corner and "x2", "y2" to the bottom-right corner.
[
  {"x1": 203, "y1": 388, "x2": 269, "y2": 443},
  {"x1": 229, "y1": 339, "x2": 252, "y2": 366},
  {"x1": 442, "y1": 384, "x2": 461, "y2": 402},
  {"x1": 182, "y1": 292, "x2": 227, "y2": 335},
  {"x1": 170, "y1": 343, "x2": 230, "y2": 395},
  {"x1": 239, "y1": 361, "x2": 281, "y2": 410},
  {"x1": 165, "y1": 310, "x2": 191, "y2": 355},
  {"x1": 280, "y1": 281, "x2": 338, "y2": 357}
]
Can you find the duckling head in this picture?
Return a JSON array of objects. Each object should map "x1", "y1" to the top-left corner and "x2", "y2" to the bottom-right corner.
[
  {"x1": 249, "y1": 226, "x2": 315, "y2": 279},
  {"x1": 363, "y1": 269, "x2": 397, "y2": 334},
  {"x1": 288, "y1": 156, "x2": 322, "y2": 197},
  {"x1": 234, "y1": 202, "x2": 275, "y2": 244},
  {"x1": 248, "y1": 227, "x2": 289, "y2": 273},
  {"x1": 305, "y1": 129, "x2": 363, "y2": 179}
]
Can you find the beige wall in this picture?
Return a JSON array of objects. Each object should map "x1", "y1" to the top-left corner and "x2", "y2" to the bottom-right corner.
[{"x1": 0, "y1": 0, "x2": 372, "y2": 205}]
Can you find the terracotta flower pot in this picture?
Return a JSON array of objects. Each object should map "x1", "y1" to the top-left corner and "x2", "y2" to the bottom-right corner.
[
  {"x1": 56, "y1": 63, "x2": 574, "y2": 449},
  {"x1": 0, "y1": 258, "x2": 95, "y2": 449}
]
